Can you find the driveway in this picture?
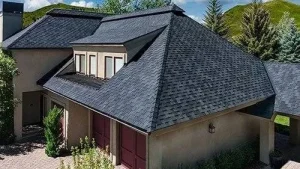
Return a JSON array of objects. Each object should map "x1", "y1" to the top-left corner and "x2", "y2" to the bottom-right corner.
[{"x1": 0, "y1": 135, "x2": 72, "y2": 169}]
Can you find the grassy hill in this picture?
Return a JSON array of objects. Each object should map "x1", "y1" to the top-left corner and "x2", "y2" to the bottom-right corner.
[
  {"x1": 224, "y1": 0, "x2": 300, "y2": 38},
  {"x1": 23, "y1": 3, "x2": 100, "y2": 27}
]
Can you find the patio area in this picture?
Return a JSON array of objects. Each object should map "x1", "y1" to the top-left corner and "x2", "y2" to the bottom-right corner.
[{"x1": 0, "y1": 133, "x2": 72, "y2": 169}]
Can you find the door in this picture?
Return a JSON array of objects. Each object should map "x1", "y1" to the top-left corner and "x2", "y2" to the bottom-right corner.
[
  {"x1": 93, "y1": 112, "x2": 110, "y2": 151},
  {"x1": 120, "y1": 125, "x2": 146, "y2": 169}
]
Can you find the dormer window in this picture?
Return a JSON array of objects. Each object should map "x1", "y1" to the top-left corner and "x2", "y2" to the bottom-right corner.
[
  {"x1": 89, "y1": 55, "x2": 97, "y2": 76},
  {"x1": 105, "y1": 56, "x2": 124, "y2": 79},
  {"x1": 75, "y1": 54, "x2": 86, "y2": 74}
]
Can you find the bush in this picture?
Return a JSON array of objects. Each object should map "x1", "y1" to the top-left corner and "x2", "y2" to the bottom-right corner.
[
  {"x1": 44, "y1": 106, "x2": 63, "y2": 157},
  {"x1": 0, "y1": 50, "x2": 17, "y2": 145},
  {"x1": 197, "y1": 140, "x2": 259, "y2": 169},
  {"x1": 59, "y1": 137, "x2": 114, "y2": 169}
]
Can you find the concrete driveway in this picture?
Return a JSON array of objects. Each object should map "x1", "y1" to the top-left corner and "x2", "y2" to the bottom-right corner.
[{"x1": 0, "y1": 135, "x2": 72, "y2": 169}]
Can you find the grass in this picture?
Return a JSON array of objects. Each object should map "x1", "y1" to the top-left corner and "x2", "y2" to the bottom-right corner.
[
  {"x1": 275, "y1": 115, "x2": 290, "y2": 126},
  {"x1": 224, "y1": 0, "x2": 300, "y2": 38}
]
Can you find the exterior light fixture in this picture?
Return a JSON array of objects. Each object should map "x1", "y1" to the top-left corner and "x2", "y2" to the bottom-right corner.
[{"x1": 209, "y1": 123, "x2": 215, "y2": 134}]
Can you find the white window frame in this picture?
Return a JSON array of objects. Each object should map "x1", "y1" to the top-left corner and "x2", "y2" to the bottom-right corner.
[
  {"x1": 89, "y1": 55, "x2": 97, "y2": 77},
  {"x1": 105, "y1": 56, "x2": 124, "y2": 79}
]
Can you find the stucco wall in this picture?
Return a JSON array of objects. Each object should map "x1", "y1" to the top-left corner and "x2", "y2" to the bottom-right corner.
[
  {"x1": 12, "y1": 49, "x2": 72, "y2": 139},
  {"x1": 148, "y1": 112, "x2": 260, "y2": 168},
  {"x1": 22, "y1": 91, "x2": 41, "y2": 125},
  {"x1": 67, "y1": 101, "x2": 89, "y2": 146}
]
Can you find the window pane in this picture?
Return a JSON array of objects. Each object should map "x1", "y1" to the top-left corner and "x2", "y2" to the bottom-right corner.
[
  {"x1": 80, "y1": 55, "x2": 85, "y2": 73},
  {"x1": 115, "y1": 58, "x2": 124, "y2": 73},
  {"x1": 75, "y1": 55, "x2": 80, "y2": 72},
  {"x1": 105, "y1": 57, "x2": 113, "y2": 78},
  {"x1": 90, "y1": 55, "x2": 97, "y2": 76}
]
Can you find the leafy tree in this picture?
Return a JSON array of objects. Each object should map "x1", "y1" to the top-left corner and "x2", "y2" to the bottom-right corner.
[
  {"x1": 276, "y1": 12, "x2": 300, "y2": 63},
  {"x1": 44, "y1": 106, "x2": 63, "y2": 157},
  {"x1": 0, "y1": 50, "x2": 17, "y2": 145},
  {"x1": 235, "y1": 0, "x2": 278, "y2": 60},
  {"x1": 134, "y1": 0, "x2": 171, "y2": 11},
  {"x1": 203, "y1": 0, "x2": 228, "y2": 37},
  {"x1": 101, "y1": 0, "x2": 134, "y2": 14}
]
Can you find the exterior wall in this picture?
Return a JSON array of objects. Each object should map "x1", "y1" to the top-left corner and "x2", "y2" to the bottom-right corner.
[
  {"x1": 148, "y1": 111, "x2": 261, "y2": 168},
  {"x1": 73, "y1": 45, "x2": 127, "y2": 78},
  {"x1": 12, "y1": 49, "x2": 72, "y2": 139}
]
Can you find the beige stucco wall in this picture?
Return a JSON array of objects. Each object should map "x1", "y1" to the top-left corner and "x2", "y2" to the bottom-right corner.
[
  {"x1": 12, "y1": 49, "x2": 72, "y2": 139},
  {"x1": 148, "y1": 111, "x2": 260, "y2": 168},
  {"x1": 73, "y1": 45, "x2": 127, "y2": 78},
  {"x1": 22, "y1": 91, "x2": 41, "y2": 125}
]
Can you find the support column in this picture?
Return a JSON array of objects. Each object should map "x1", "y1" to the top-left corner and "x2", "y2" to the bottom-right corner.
[
  {"x1": 88, "y1": 110, "x2": 93, "y2": 139},
  {"x1": 110, "y1": 120, "x2": 119, "y2": 165},
  {"x1": 14, "y1": 102, "x2": 23, "y2": 140},
  {"x1": 260, "y1": 119, "x2": 274, "y2": 165},
  {"x1": 290, "y1": 118, "x2": 300, "y2": 145}
]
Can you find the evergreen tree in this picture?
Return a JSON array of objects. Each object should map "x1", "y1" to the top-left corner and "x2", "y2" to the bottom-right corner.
[
  {"x1": 101, "y1": 0, "x2": 134, "y2": 14},
  {"x1": 134, "y1": 0, "x2": 171, "y2": 11},
  {"x1": 276, "y1": 12, "x2": 300, "y2": 63},
  {"x1": 235, "y1": 0, "x2": 278, "y2": 60},
  {"x1": 204, "y1": 0, "x2": 228, "y2": 37}
]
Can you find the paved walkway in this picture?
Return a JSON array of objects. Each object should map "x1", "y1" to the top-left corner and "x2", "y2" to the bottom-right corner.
[
  {"x1": 282, "y1": 161, "x2": 300, "y2": 169},
  {"x1": 0, "y1": 135, "x2": 72, "y2": 169}
]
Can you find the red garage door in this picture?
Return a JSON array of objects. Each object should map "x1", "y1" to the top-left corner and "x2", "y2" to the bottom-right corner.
[
  {"x1": 120, "y1": 125, "x2": 146, "y2": 169},
  {"x1": 93, "y1": 112, "x2": 110, "y2": 151}
]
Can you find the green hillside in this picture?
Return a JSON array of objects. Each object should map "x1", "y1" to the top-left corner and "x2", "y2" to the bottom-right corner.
[
  {"x1": 23, "y1": 3, "x2": 100, "y2": 27},
  {"x1": 224, "y1": 0, "x2": 300, "y2": 38}
]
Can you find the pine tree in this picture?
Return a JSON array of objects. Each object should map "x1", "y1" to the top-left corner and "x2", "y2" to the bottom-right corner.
[
  {"x1": 276, "y1": 12, "x2": 300, "y2": 63},
  {"x1": 235, "y1": 0, "x2": 278, "y2": 60},
  {"x1": 204, "y1": 0, "x2": 228, "y2": 37}
]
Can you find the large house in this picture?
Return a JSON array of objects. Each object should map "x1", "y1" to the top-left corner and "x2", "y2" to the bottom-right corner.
[{"x1": 2, "y1": 1, "x2": 293, "y2": 169}]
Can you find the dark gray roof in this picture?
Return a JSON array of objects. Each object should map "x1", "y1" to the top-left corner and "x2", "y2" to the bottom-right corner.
[
  {"x1": 44, "y1": 6, "x2": 275, "y2": 132},
  {"x1": 2, "y1": 9, "x2": 105, "y2": 49},
  {"x1": 72, "y1": 12, "x2": 171, "y2": 44},
  {"x1": 47, "y1": 9, "x2": 108, "y2": 18},
  {"x1": 265, "y1": 62, "x2": 300, "y2": 115}
]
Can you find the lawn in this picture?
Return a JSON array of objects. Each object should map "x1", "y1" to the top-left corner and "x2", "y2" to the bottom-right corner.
[{"x1": 275, "y1": 115, "x2": 290, "y2": 126}]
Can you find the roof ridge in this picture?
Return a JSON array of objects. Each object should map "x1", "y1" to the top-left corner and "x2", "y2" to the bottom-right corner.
[
  {"x1": 47, "y1": 8, "x2": 108, "y2": 19},
  {"x1": 149, "y1": 13, "x2": 175, "y2": 131},
  {"x1": 102, "y1": 4, "x2": 184, "y2": 22},
  {"x1": 8, "y1": 15, "x2": 49, "y2": 49}
]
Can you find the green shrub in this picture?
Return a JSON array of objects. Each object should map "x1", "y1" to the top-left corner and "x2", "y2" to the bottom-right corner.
[
  {"x1": 0, "y1": 50, "x2": 17, "y2": 145},
  {"x1": 44, "y1": 106, "x2": 63, "y2": 157},
  {"x1": 197, "y1": 140, "x2": 259, "y2": 169},
  {"x1": 59, "y1": 137, "x2": 114, "y2": 169}
]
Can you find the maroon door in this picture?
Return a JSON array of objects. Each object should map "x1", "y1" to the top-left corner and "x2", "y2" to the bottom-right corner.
[
  {"x1": 120, "y1": 125, "x2": 146, "y2": 169},
  {"x1": 93, "y1": 112, "x2": 110, "y2": 151}
]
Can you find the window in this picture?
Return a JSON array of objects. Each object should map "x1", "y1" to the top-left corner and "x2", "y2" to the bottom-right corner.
[
  {"x1": 114, "y1": 57, "x2": 124, "y2": 74},
  {"x1": 89, "y1": 55, "x2": 97, "y2": 76},
  {"x1": 75, "y1": 54, "x2": 86, "y2": 73},
  {"x1": 105, "y1": 56, "x2": 124, "y2": 79},
  {"x1": 105, "y1": 56, "x2": 113, "y2": 78}
]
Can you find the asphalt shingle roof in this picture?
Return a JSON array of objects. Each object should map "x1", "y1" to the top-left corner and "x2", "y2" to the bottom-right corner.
[
  {"x1": 43, "y1": 5, "x2": 275, "y2": 132},
  {"x1": 2, "y1": 9, "x2": 106, "y2": 49},
  {"x1": 265, "y1": 62, "x2": 300, "y2": 115}
]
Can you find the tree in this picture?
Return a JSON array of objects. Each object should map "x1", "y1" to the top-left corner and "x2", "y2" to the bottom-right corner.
[
  {"x1": 0, "y1": 50, "x2": 17, "y2": 145},
  {"x1": 44, "y1": 107, "x2": 63, "y2": 157},
  {"x1": 203, "y1": 0, "x2": 228, "y2": 37},
  {"x1": 235, "y1": 0, "x2": 278, "y2": 60},
  {"x1": 276, "y1": 12, "x2": 300, "y2": 63},
  {"x1": 101, "y1": 0, "x2": 134, "y2": 14},
  {"x1": 134, "y1": 0, "x2": 171, "y2": 11}
]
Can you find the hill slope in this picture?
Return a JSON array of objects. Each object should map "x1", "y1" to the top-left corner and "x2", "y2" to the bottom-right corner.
[
  {"x1": 23, "y1": 3, "x2": 100, "y2": 27},
  {"x1": 224, "y1": 0, "x2": 300, "y2": 37}
]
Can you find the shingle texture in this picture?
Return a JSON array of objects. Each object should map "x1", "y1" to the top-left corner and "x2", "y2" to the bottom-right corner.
[
  {"x1": 2, "y1": 9, "x2": 104, "y2": 49},
  {"x1": 47, "y1": 9, "x2": 108, "y2": 18},
  {"x1": 44, "y1": 5, "x2": 275, "y2": 132},
  {"x1": 72, "y1": 13, "x2": 171, "y2": 44},
  {"x1": 265, "y1": 62, "x2": 300, "y2": 115}
]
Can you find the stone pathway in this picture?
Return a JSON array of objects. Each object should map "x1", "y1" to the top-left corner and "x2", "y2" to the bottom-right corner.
[
  {"x1": 282, "y1": 161, "x2": 300, "y2": 169},
  {"x1": 0, "y1": 135, "x2": 72, "y2": 169}
]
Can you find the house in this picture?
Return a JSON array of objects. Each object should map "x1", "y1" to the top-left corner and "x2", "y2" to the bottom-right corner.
[{"x1": 2, "y1": 2, "x2": 278, "y2": 168}]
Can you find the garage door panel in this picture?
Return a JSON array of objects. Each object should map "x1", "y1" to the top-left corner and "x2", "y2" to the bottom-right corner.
[
  {"x1": 93, "y1": 112, "x2": 110, "y2": 150},
  {"x1": 121, "y1": 148, "x2": 134, "y2": 168},
  {"x1": 136, "y1": 132, "x2": 146, "y2": 160},
  {"x1": 121, "y1": 126, "x2": 135, "y2": 152},
  {"x1": 136, "y1": 157, "x2": 146, "y2": 169}
]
